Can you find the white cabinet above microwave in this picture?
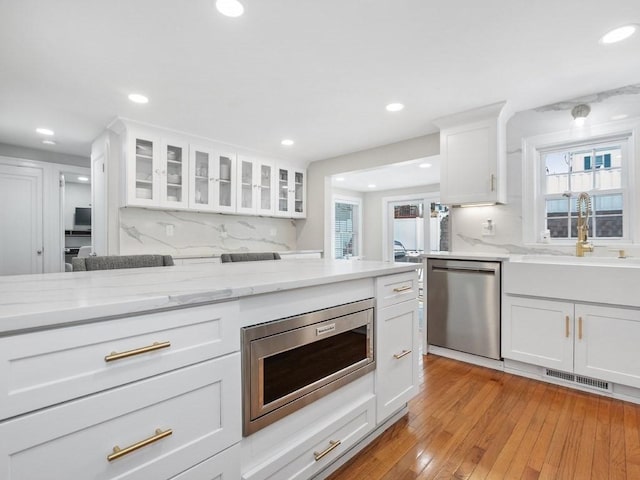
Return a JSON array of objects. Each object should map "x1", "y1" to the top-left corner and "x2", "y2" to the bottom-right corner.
[{"x1": 434, "y1": 101, "x2": 511, "y2": 206}]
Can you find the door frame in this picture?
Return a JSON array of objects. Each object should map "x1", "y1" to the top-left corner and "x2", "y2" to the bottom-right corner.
[{"x1": 381, "y1": 192, "x2": 440, "y2": 262}]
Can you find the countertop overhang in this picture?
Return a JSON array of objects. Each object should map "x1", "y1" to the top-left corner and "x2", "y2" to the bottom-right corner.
[{"x1": 0, "y1": 260, "x2": 416, "y2": 334}]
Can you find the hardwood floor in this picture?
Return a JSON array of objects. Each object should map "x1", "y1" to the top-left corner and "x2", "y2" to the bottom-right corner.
[{"x1": 328, "y1": 354, "x2": 640, "y2": 480}]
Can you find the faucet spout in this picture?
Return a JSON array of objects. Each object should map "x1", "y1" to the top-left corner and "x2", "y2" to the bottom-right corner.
[{"x1": 576, "y1": 192, "x2": 594, "y2": 257}]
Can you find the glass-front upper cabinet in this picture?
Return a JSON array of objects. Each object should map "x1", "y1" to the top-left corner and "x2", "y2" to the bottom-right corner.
[
  {"x1": 236, "y1": 156, "x2": 275, "y2": 215},
  {"x1": 163, "y1": 139, "x2": 189, "y2": 208},
  {"x1": 128, "y1": 134, "x2": 159, "y2": 207},
  {"x1": 189, "y1": 146, "x2": 236, "y2": 213},
  {"x1": 276, "y1": 165, "x2": 306, "y2": 218}
]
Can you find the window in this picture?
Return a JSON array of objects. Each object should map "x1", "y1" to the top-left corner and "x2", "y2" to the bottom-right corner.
[
  {"x1": 333, "y1": 197, "x2": 361, "y2": 259},
  {"x1": 542, "y1": 138, "x2": 627, "y2": 240}
]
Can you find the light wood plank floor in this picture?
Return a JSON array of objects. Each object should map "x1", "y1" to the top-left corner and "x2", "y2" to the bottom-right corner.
[{"x1": 328, "y1": 354, "x2": 640, "y2": 480}]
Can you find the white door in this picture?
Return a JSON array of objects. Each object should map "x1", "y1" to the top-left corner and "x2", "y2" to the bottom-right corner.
[{"x1": 0, "y1": 164, "x2": 44, "y2": 275}]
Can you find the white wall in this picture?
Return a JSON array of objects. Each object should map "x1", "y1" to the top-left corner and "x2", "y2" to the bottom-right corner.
[{"x1": 297, "y1": 133, "x2": 440, "y2": 253}]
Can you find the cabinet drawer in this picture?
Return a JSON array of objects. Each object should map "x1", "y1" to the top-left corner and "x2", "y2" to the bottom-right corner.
[
  {"x1": 0, "y1": 354, "x2": 241, "y2": 480},
  {"x1": 376, "y1": 271, "x2": 418, "y2": 308},
  {"x1": 376, "y1": 300, "x2": 419, "y2": 422},
  {"x1": 242, "y1": 396, "x2": 375, "y2": 480},
  {"x1": 0, "y1": 302, "x2": 239, "y2": 419},
  {"x1": 170, "y1": 444, "x2": 240, "y2": 480}
]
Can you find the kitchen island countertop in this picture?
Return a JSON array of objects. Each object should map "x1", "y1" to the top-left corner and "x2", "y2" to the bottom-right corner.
[{"x1": 0, "y1": 259, "x2": 416, "y2": 335}]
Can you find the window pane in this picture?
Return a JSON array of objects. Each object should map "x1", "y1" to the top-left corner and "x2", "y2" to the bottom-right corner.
[
  {"x1": 547, "y1": 218, "x2": 568, "y2": 238},
  {"x1": 594, "y1": 194, "x2": 623, "y2": 215},
  {"x1": 544, "y1": 152, "x2": 569, "y2": 175},
  {"x1": 595, "y1": 216, "x2": 623, "y2": 237},
  {"x1": 544, "y1": 152, "x2": 569, "y2": 194},
  {"x1": 334, "y1": 202, "x2": 358, "y2": 259},
  {"x1": 570, "y1": 149, "x2": 592, "y2": 173},
  {"x1": 546, "y1": 198, "x2": 569, "y2": 215}
]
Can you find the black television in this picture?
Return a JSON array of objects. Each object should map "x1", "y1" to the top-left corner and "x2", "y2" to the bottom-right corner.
[{"x1": 75, "y1": 207, "x2": 91, "y2": 227}]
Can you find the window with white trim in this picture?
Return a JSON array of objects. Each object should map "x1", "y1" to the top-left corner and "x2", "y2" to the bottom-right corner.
[
  {"x1": 332, "y1": 197, "x2": 362, "y2": 259},
  {"x1": 541, "y1": 136, "x2": 629, "y2": 240}
]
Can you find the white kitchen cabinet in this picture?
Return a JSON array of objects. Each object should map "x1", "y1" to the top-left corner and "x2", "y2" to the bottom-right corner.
[
  {"x1": 574, "y1": 304, "x2": 640, "y2": 389},
  {"x1": 126, "y1": 132, "x2": 189, "y2": 209},
  {"x1": 275, "y1": 165, "x2": 306, "y2": 218},
  {"x1": 0, "y1": 355, "x2": 241, "y2": 480},
  {"x1": 503, "y1": 296, "x2": 640, "y2": 389},
  {"x1": 0, "y1": 302, "x2": 239, "y2": 419},
  {"x1": 241, "y1": 396, "x2": 376, "y2": 480},
  {"x1": 502, "y1": 296, "x2": 574, "y2": 372},
  {"x1": 237, "y1": 155, "x2": 276, "y2": 216},
  {"x1": 375, "y1": 272, "x2": 419, "y2": 422},
  {"x1": 189, "y1": 145, "x2": 236, "y2": 213},
  {"x1": 170, "y1": 444, "x2": 240, "y2": 480},
  {"x1": 435, "y1": 101, "x2": 510, "y2": 205}
]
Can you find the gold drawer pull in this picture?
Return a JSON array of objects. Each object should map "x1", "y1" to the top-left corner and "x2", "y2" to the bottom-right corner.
[
  {"x1": 565, "y1": 315, "x2": 570, "y2": 338},
  {"x1": 107, "y1": 428, "x2": 172, "y2": 462},
  {"x1": 393, "y1": 285, "x2": 412, "y2": 293},
  {"x1": 578, "y1": 317, "x2": 583, "y2": 340},
  {"x1": 394, "y1": 349, "x2": 412, "y2": 360},
  {"x1": 314, "y1": 439, "x2": 341, "y2": 461},
  {"x1": 105, "y1": 341, "x2": 171, "y2": 362}
]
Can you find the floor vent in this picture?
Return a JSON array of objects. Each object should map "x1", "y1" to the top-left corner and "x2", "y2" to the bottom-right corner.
[{"x1": 544, "y1": 369, "x2": 612, "y2": 392}]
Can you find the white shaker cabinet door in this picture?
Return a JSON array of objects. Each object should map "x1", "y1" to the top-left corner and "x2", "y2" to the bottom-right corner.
[
  {"x1": 574, "y1": 304, "x2": 640, "y2": 389},
  {"x1": 502, "y1": 296, "x2": 574, "y2": 372}
]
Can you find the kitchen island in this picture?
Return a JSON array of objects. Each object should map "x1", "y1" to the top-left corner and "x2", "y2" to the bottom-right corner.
[{"x1": 0, "y1": 259, "x2": 419, "y2": 480}]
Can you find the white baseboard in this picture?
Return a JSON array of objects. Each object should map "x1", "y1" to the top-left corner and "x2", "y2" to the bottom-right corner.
[{"x1": 427, "y1": 345, "x2": 504, "y2": 371}]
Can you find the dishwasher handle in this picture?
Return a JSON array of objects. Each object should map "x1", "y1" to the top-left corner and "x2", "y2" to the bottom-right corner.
[{"x1": 431, "y1": 265, "x2": 498, "y2": 275}]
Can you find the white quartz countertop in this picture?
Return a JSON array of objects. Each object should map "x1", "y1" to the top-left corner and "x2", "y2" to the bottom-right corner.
[
  {"x1": 0, "y1": 259, "x2": 416, "y2": 335},
  {"x1": 421, "y1": 251, "x2": 510, "y2": 262}
]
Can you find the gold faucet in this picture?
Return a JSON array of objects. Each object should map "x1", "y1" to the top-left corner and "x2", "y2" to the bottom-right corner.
[{"x1": 576, "y1": 192, "x2": 594, "y2": 257}]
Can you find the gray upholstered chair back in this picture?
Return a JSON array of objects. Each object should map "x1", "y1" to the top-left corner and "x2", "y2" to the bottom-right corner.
[
  {"x1": 220, "y1": 252, "x2": 281, "y2": 263},
  {"x1": 72, "y1": 254, "x2": 174, "y2": 271}
]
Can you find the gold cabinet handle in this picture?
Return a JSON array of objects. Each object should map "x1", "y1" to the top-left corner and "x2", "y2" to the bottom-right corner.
[
  {"x1": 565, "y1": 315, "x2": 570, "y2": 338},
  {"x1": 314, "y1": 439, "x2": 341, "y2": 461},
  {"x1": 578, "y1": 317, "x2": 583, "y2": 340},
  {"x1": 105, "y1": 341, "x2": 171, "y2": 362},
  {"x1": 393, "y1": 285, "x2": 412, "y2": 293},
  {"x1": 107, "y1": 428, "x2": 172, "y2": 462},
  {"x1": 394, "y1": 349, "x2": 412, "y2": 359}
]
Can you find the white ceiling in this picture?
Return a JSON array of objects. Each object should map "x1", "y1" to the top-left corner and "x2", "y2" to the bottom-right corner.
[
  {"x1": 331, "y1": 156, "x2": 440, "y2": 192},
  {"x1": 1, "y1": 1, "x2": 639, "y2": 166}
]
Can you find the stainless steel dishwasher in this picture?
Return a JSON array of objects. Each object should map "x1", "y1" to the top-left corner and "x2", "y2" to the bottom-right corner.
[{"x1": 427, "y1": 258, "x2": 501, "y2": 360}]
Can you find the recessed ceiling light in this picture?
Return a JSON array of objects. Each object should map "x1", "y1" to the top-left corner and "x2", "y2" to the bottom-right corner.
[
  {"x1": 216, "y1": 0, "x2": 244, "y2": 17},
  {"x1": 77, "y1": 176, "x2": 89, "y2": 182},
  {"x1": 611, "y1": 114, "x2": 628, "y2": 120},
  {"x1": 36, "y1": 127, "x2": 54, "y2": 136},
  {"x1": 281, "y1": 139, "x2": 294, "y2": 146},
  {"x1": 385, "y1": 103, "x2": 404, "y2": 112},
  {"x1": 600, "y1": 24, "x2": 637, "y2": 44},
  {"x1": 42, "y1": 139, "x2": 56, "y2": 145},
  {"x1": 335, "y1": 177, "x2": 345, "y2": 182},
  {"x1": 368, "y1": 184, "x2": 376, "y2": 188},
  {"x1": 128, "y1": 93, "x2": 149, "y2": 104},
  {"x1": 419, "y1": 163, "x2": 432, "y2": 168}
]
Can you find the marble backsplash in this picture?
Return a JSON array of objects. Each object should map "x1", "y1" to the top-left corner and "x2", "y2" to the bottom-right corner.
[{"x1": 119, "y1": 208, "x2": 297, "y2": 257}]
